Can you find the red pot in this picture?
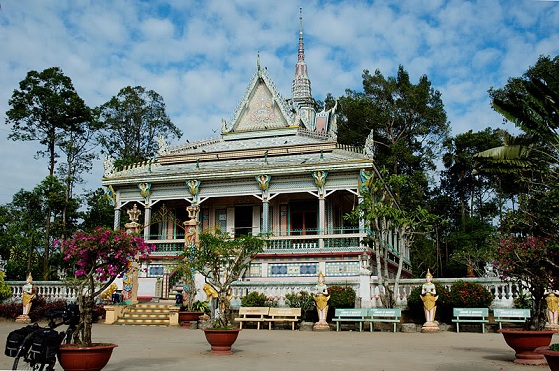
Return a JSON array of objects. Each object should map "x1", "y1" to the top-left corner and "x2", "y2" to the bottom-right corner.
[
  {"x1": 178, "y1": 311, "x2": 204, "y2": 327},
  {"x1": 498, "y1": 329, "x2": 556, "y2": 365},
  {"x1": 202, "y1": 328, "x2": 241, "y2": 355},
  {"x1": 535, "y1": 346, "x2": 559, "y2": 371},
  {"x1": 57, "y1": 343, "x2": 117, "y2": 371}
]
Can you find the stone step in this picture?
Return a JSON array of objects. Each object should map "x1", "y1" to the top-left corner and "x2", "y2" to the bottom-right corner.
[
  {"x1": 124, "y1": 313, "x2": 169, "y2": 319},
  {"x1": 114, "y1": 302, "x2": 173, "y2": 326},
  {"x1": 116, "y1": 318, "x2": 169, "y2": 326}
]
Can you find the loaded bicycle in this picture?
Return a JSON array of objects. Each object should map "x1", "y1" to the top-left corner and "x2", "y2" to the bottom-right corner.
[{"x1": 5, "y1": 303, "x2": 80, "y2": 370}]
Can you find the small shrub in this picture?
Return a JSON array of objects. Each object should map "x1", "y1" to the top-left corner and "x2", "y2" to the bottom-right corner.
[
  {"x1": 286, "y1": 291, "x2": 315, "y2": 321},
  {"x1": 0, "y1": 272, "x2": 12, "y2": 301},
  {"x1": 0, "y1": 301, "x2": 21, "y2": 320},
  {"x1": 513, "y1": 292, "x2": 532, "y2": 309},
  {"x1": 192, "y1": 300, "x2": 211, "y2": 315},
  {"x1": 241, "y1": 291, "x2": 266, "y2": 307},
  {"x1": 407, "y1": 283, "x2": 452, "y2": 324},
  {"x1": 328, "y1": 286, "x2": 356, "y2": 308},
  {"x1": 264, "y1": 296, "x2": 279, "y2": 307},
  {"x1": 449, "y1": 281, "x2": 493, "y2": 309},
  {"x1": 550, "y1": 343, "x2": 559, "y2": 352}
]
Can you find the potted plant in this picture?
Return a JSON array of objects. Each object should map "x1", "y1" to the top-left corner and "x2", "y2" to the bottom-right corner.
[
  {"x1": 495, "y1": 236, "x2": 558, "y2": 365},
  {"x1": 535, "y1": 343, "x2": 559, "y2": 370},
  {"x1": 187, "y1": 229, "x2": 266, "y2": 354},
  {"x1": 56, "y1": 226, "x2": 154, "y2": 370},
  {"x1": 172, "y1": 266, "x2": 204, "y2": 327}
]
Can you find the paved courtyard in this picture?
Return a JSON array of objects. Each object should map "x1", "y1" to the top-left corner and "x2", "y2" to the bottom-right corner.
[{"x1": 0, "y1": 321, "x2": 555, "y2": 371}]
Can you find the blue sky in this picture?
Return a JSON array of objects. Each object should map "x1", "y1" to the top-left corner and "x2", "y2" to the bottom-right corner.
[{"x1": 0, "y1": 0, "x2": 558, "y2": 204}]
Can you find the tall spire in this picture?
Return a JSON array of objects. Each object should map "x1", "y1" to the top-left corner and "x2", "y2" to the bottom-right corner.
[
  {"x1": 292, "y1": 7, "x2": 312, "y2": 103},
  {"x1": 298, "y1": 7, "x2": 305, "y2": 63}
]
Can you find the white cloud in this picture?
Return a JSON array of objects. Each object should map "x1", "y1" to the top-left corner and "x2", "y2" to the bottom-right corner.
[{"x1": 0, "y1": 0, "x2": 558, "y2": 203}]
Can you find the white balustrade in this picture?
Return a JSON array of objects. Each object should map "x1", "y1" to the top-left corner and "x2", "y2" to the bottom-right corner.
[{"x1": 6, "y1": 281, "x2": 79, "y2": 302}]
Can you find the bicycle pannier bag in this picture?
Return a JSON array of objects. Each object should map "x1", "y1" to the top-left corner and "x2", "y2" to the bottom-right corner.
[
  {"x1": 4, "y1": 324, "x2": 37, "y2": 357},
  {"x1": 29, "y1": 328, "x2": 61, "y2": 364}
]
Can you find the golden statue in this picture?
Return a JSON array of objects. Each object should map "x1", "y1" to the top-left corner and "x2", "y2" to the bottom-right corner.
[
  {"x1": 420, "y1": 269, "x2": 438, "y2": 323},
  {"x1": 313, "y1": 272, "x2": 330, "y2": 326},
  {"x1": 545, "y1": 288, "x2": 559, "y2": 327},
  {"x1": 22, "y1": 274, "x2": 35, "y2": 316}
]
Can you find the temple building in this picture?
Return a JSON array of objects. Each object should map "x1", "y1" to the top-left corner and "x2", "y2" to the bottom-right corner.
[{"x1": 102, "y1": 12, "x2": 411, "y2": 306}]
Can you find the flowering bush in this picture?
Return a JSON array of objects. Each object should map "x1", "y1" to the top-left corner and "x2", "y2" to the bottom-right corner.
[
  {"x1": 449, "y1": 281, "x2": 493, "y2": 308},
  {"x1": 407, "y1": 283, "x2": 452, "y2": 324},
  {"x1": 328, "y1": 286, "x2": 356, "y2": 308},
  {"x1": 57, "y1": 227, "x2": 154, "y2": 346},
  {"x1": 495, "y1": 236, "x2": 559, "y2": 329}
]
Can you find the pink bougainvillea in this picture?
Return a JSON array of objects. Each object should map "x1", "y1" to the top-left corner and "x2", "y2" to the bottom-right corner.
[
  {"x1": 57, "y1": 227, "x2": 154, "y2": 282},
  {"x1": 55, "y1": 227, "x2": 154, "y2": 346}
]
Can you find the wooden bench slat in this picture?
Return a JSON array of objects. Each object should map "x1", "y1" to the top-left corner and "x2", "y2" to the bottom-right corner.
[
  {"x1": 365, "y1": 308, "x2": 401, "y2": 332},
  {"x1": 452, "y1": 308, "x2": 489, "y2": 333},
  {"x1": 493, "y1": 309, "x2": 530, "y2": 330},
  {"x1": 265, "y1": 308, "x2": 301, "y2": 330},
  {"x1": 234, "y1": 307, "x2": 270, "y2": 330},
  {"x1": 332, "y1": 308, "x2": 368, "y2": 332}
]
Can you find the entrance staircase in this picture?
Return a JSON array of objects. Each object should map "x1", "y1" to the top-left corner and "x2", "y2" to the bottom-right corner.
[{"x1": 114, "y1": 302, "x2": 173, "y2": 326}]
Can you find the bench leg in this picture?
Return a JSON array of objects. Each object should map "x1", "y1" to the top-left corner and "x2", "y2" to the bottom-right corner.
[
  {"x1": 292, "y1": 322, "x2": 295, "y2": 331},
  {"x1": 239, "y1": 322, "x2": 243, "y2": 330},
  {"x1": 393, "y1": 323, "x2": 396, "y2": 333},
  {"x1": 269, "y1": 322, "x2": 272, "y2": 330},
  {"x1": 369, "y1": 322, "x2": 373, "y2": 332},
  {"x1": 482, "y1": 323, "x2": 485, "y2": 334},
  {"x1": 359, "y1": 322, "x2": 363, "y2": 332},
  {"x1": 336, "y1": 322, "x2": 340, "y2": 332},
  {"x1": 456, "y1": 323, "x2": 459, "y2": 333}
]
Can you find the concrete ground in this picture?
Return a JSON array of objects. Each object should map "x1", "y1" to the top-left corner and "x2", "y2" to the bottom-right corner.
[{"x1": 0, "y1": 321, "x2": 555, "y2": 371}]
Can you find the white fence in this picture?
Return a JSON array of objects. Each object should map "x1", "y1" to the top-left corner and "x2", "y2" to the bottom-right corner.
[{"x1": 6, "y1": 277, "x2": 526, "y2": 309}]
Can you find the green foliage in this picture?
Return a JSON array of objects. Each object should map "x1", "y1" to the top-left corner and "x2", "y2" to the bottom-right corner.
[
  {"x1": 186, "y1": 229, "x2": 266, "y2": 328},
  {"x1": 549, "y1": 343, "x2": 559, "y2": 352},
  {"x1": 191, "y1": 300, "x2": 211, "y2": 315},
  {"x1": 0, "y1": 272, "x2": 12, "y2": 302},
  {"x1": 328, "y1": 286, "x2": 356, "y2": 308},
  {"x1": 513, "y1": 292, "x2": 533, "y2": 309},
  {"x1": 449, "y1": 281, "x2": 493, "y2": 308},
  {"x1": 285, "y1": 291, "x2": 316, "y2": 321},
  {"x1": 80, "y1": 188, "x2": 115, "y2": 230},
  {"x1": 407, "y1": 283, "x2": 452, "y2": 323},
  {"x1": 97, "y1": 85, "x2": 182, "y2": 167},
  {"x1": 241, "y1": 291, "x2": 266, "y2": 307}
]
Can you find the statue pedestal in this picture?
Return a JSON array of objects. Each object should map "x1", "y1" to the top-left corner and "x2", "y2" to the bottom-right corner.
[
  {"x1": 545, "y1": 323, "x2": 559, "y2": 331},
  {"x1": 421, "y1": 321, "x2": 439, "y2": 333},
  {"x1": 16, "y1": 314, "x2": 31, "y2": 323},
  {"x1": 313, "y1": 320, "x2": 331, "y2": 331}
]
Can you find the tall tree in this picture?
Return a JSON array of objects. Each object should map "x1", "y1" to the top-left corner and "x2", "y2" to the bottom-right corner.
[
  {"x1": 6, "y1": 67, "x2": 92, "y2": 178},
  {"x1": 337, "y1": 66, "x2": 449, "y2": 208},
  {"x1": 5, "y1": 67, "x2": 92, "y2": 277},
  {"x1": 97, "y1": 86, "x2": 182, "y2": 168}
]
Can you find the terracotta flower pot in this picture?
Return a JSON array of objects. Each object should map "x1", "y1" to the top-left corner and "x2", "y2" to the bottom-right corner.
[
  {"x1": 498, "y1": 329, "x2": 556, "y2": 365},
  {"x1": 535, "y1": 346, "x2": 559, "y2": 371},
  {"x1": 178, "y1": 311, "x2": 204, "y2": 327},
  {"x1": 202, "y1": 328, "x2": 241, "y2": 355},
  {"x1": 57, "y1": 343, "x2": 117, "y2": 371}
]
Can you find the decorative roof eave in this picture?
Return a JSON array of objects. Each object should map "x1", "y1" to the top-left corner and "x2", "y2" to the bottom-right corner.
[
  {"x1": 226, "y1": 67, "x2": 295, "y2": 133},
  {"x1": 157, "y1": 141, "x2": 337, "y2": 165},
  {"x1": 102, "y1": 159, "x2": 376, "y2": 187}
]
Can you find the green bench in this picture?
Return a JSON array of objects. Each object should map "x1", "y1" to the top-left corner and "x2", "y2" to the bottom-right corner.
[
  {"x1": 332, "y1": 308, "x2": 368, "y2": 332},
  {"x1": 493, "y1": 308, "x2": 530, "y2": 330},
  {"x1": 365, "y1": 308, "x2": 401, "y2": 333},
  {"x1": 452, "y1": 308, "x2": 489, "y2": 333}
]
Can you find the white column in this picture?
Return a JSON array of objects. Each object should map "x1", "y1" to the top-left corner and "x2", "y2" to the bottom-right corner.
[
  {"x1": 114, "y1": 208, "x2": 121, "y2": 230},
  {"x1": 144, "y1": 206, "x2": 151, "y2": 240}
]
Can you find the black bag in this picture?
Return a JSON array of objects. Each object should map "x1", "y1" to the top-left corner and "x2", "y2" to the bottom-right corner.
[
  {"x1": 28, "y1": 328, "x2": 61, "y2": 364},
  {"x1": 5, "y1": 324, "x2": 38, "y2": 357}
]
